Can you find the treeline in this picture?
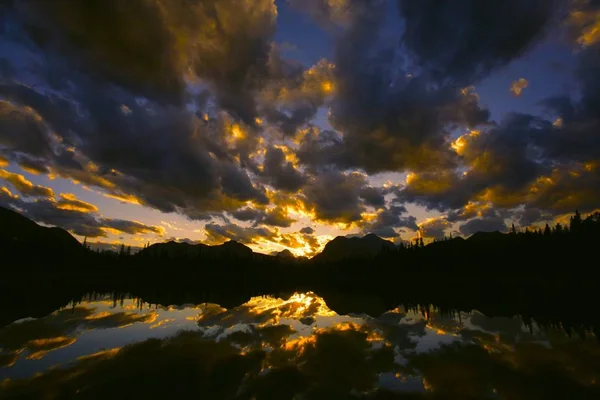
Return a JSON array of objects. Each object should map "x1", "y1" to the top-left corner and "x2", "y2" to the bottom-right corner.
[{"x1": 3, "y1": 209, "x2": 600, "y2": 291}]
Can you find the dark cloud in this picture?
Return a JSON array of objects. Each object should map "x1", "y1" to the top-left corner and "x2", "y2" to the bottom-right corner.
[
  {"x1": 300, "y1": 226, "x2": 315, "y2": 234},
  {"x1": 101, "y1": 219, "x2": 164, "y2": 236},
  {"x1": 14, "y1": 198, "x2": 107, "y2": 237},
  {"x1": 535, "y1": 44, "x2": 600, "y2": 164},
  {"x1": 230, "y1": 207, "x2": 265, "y2": 223},
  {"x1": 204, "y1": 222, "x2": 276, "y2": 245},
  {"x1": 0, "y1": 100, "x2": 54, "y2": 160},
  {"x1": 259, "y1": 57, "x2": 334, "y2": 136},
  {"x1": 363, "y1": 205, "x2": 417, "y2": 238},
  {"x1": 2, "y1": 193, "x2": 163, "y2": 238},
  {"x1": 11, "y1": 0, "x2": 184, "y2": 103},
  {"x1": 0, "y1": 75, "x2": 271, "y2": 219},
  {"x1": 398, "y1": 114, "x2": 551, "y2": 212},
  {"x1": 398, "y1": 0, "x2": 558, "y2": 84},
  {"x1": 518, "y1": 207, "x2": 546, "y2": 227},
  {"x1": 220, "y1": 163, "x2": 268, "y2": 204},
  {"x1": 459, "y1": 217, "x2": 507, "y2": 236},
  {"x1": 303, "y1": 170, "x2": 367, "y2": 224},
  {"x1": 228, "y1": 206, "x2": 295, "y2": 228},
  {"x1": 262, "y1": 146, "x2": 306, "y2": 192},
  {"x1": 11, "y1": 0, "x2": 278, "y2": 121},
  {"x1": 287, "y1": 0, "x2": 356, "y2": 28},
  {"x1": 359, "y1": 186, "x2": 386, "y2": 209},
  {"x1": 12, "y1": 154, "x2": 50, "y2": 175},
  {"x1": 419, "y1": 217, "x2": 450, "y2": 240},
  {"x1": 261, "y1": 207, "x2": 296, "y2": 228},
  {"x1": 294, "y1": 1, "x2": 491, "y2": 174}
]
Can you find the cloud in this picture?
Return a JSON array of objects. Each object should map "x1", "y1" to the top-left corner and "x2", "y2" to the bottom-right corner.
[
  {"x1": 398, "y1": 0, "x2": 557, "y2": 84},
  {"x1": 262, "y1": 146, "x2": 306, "y2": 192},
  {"x1": 261, "y1": 207, "x2": 296, "y2": 228},
  {"x1": 398, "y1": 114, "x2": 551, "y2": 212},
  {"x1": 2, "y1": 192, "x2": 164, "y2": 238},
  {"x1": 359, "y1": 186, "x2": 386, "y2": 209},
  {"x1": 510, "y1": 78, "x2": 529, "y2": 96},
  {"x1": 0, "y1": 169, "x2": 54, "y2": 198},
  {"x1": 101, "y1": 219, "x2": 165, "y2": 236},
  {"x1": 0, "y1": 100, "x2": 55, "y2": 160},
  {"x1": 567, "y1": 0, "x2": 600, "y2": 48},
  {"x1": 220, "y1": 163, "x2": 268, "y2": 204},
  {"x1": 419, "y1": 217, "x2": 451, "y2": 240},
  {"x1": 303, "y1": 170, "x2": 367, "y2": 224},
  {"x1": 259, "y1": 58, "x2": 335, "y2": 136},
  {"x1": 300, "y1": 226, "x2": 314, "y2": 234},
  {"x1": 204, "y1": 222, "x2": 277, "y2": 245},
  {"x1": 56, "y1": 193, "x2": 98, "y2": 213},
  {"x1": 293, "y1": 2, "x2": 491, "y2": 175},
  {"x1": 230, "y1": 207, "x2": 265, "y2": 223},
  {"x1": 288, "y1": 0, "x2": 356, "y2": 28},
  {"x1": 228, "y1": 205, "x2": 296, "y2": 228},
  {"x1": 362, "y1": 205, "x2": 418, "y2": 238},
  {"x1": 10, "y1": 0, "x2": 278, "y2": 119}
]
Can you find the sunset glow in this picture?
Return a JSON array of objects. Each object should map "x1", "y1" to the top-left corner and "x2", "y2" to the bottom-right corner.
[{"x1": 0, "y1": 0, "x2": 599, "y2": 257}]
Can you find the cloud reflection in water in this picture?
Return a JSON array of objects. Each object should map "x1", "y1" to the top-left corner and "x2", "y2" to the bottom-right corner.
[{"x1": 0, "y1": 292, "x2": 599, "y2": 398}]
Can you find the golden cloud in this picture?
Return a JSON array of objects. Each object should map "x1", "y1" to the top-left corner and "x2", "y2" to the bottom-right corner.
[
  {"x1": 405, "y1": 171, "x2": 456, "y2": 195},
  {"x1": 1, "y1": 186, "x2": 18, "y2": 199},
  {"x1": 569, "y1": 2, "x2": 600, "y2": 47},
  {"x1": 418, "y1": 217, "x2": 451, "y2": 240},
  {"x1": 0, "y1": 169, "x2": 54, "y2": 198},
  {"x1": 56, "y1": 193, "x2": 99, "y2": 213},
  {"x1": 510, "y1": 78, "x2": 529, "y2": 97},
  {"x1": 103, "y1": 192, "x2": 143, "y2": 205}
]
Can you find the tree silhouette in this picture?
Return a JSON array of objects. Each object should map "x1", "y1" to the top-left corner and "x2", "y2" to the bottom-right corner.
[{"x1": 570, "y1": 209, "x2": 583, "y2": 234}]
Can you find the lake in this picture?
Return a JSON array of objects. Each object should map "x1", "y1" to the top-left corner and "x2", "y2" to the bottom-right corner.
[{"x1": 1, "y1": 290, "x2": 599, "y2": 399}]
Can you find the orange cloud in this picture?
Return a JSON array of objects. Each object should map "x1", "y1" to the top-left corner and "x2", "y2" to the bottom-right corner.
[
  {"x1": 0, "y1": 169, "x2": 54, "y2": 198},
  {"x1": 405, "y1": 171, "x2": 456, "y2": 195},
  {"x1": 510, "y1": 78, "x2": 529, "y2": 96},
  {"x1": 569, "y1": 2, "x2": 600, "y2": 47},
  {"x1": 56, "y1": 193, "x2": 99, "y2": 213},
  {"x1": 103, "y1": 192, "x2": 143, "y2": 205}
]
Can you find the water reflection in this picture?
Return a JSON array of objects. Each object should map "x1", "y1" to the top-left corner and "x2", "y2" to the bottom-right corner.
[{"x1": 1, "y1": 292, "x2": 599, "y2": 398}]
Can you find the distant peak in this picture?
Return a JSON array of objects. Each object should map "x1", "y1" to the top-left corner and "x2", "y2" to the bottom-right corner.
[{"x1": 276, "y1": 249, "x2": 295, "y2": 258}]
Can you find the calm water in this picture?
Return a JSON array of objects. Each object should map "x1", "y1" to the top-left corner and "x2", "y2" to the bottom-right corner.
[{"x1": 1, "y1": 291, "x2": 599, "y2": 398}]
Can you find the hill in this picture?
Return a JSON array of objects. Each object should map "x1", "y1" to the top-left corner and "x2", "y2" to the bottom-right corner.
[
  {"x1": 312, "y1": 233, "x2": 396, "y2": 263},
  {"x1": 0, "y1": 206, "x2": 82, "y2": 258},
  {"x1": 140, "y1": 240, "x2": 254, "y2": 260}
]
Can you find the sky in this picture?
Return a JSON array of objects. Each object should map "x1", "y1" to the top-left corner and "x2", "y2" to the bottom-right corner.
[{"x1": 0, "y1": 0, "x2": 599, "y2": 257}]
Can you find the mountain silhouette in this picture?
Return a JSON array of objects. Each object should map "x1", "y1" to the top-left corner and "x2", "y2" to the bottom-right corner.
[
  {"x1": 312, "y1": 233, "x2": 396, "y2": 263},
  {"x1": 466, "y1": 231, "x2": 506, "y2": 243},
  {"x1": 0, "y1": 206, "x2": 82, "y2": 258},
  {"x1": 141, "y1": 239, "x2": 254, "y2": 260},
  {"x1": 275, "y1": 249, "x2": 295, "y2": 259}
]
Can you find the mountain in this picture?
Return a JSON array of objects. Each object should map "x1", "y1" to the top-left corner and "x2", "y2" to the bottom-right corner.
[
  {"x1": 0, "y1": 206, "x2": 82, "y2": 257},
  {"x1": 141, "y1": 240, "x2": 254, "y2": 260},
  {"x1": 275, "y1": 249, "x2": 295, "y2": 259},
  {"x1": 312, "y1": 233, "x2": 396, "y2": 263},
  {"x1": 466, "y1": 231, "x2": 507, "y2": 244}
]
